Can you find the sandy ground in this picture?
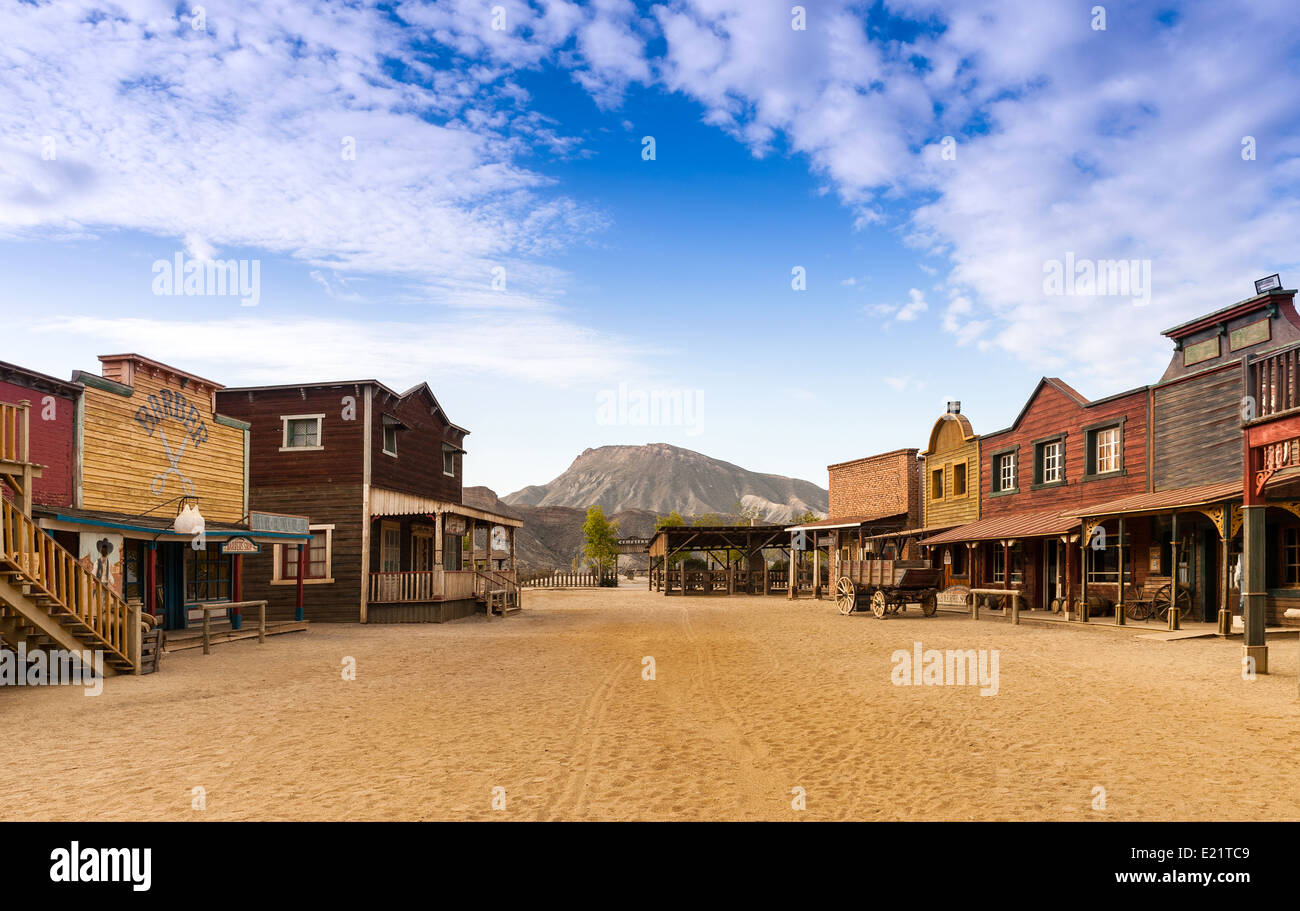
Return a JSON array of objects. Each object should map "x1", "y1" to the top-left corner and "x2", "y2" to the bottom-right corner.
[{"x1": 2, "y1": 585, "x2": 1297, "y2": 821}]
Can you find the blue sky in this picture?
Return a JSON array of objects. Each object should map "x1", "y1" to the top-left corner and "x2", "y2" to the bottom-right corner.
[{"x1": 1, "y1": 0, "x2": 1299, "y2": 495}]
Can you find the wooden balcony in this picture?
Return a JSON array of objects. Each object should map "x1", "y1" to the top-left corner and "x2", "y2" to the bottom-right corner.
[{"x1": 1247, "y1": 341, "x2": 1300, "y2": 420}]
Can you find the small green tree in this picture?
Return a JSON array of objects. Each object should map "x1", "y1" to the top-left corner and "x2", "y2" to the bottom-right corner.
[{"x1": 582, "y1": 506, "x2": 620, "y2": 576}]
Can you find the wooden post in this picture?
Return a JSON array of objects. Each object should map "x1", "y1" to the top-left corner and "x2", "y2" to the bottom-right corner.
[
  {"x1": 1218, "y1": 530, "x2": 1230, "y2": 634},
  {"x1": 202, "y1": 606, "x2": 211, "y2": 655},
  {"x1": 146, "y1": 542, "x2": 157, "y2": 619},
  {"x1": 259, "y1": 600, "x2": 266, "y2": 644},
  {"x1": 1063, "y1": 535, "x2": 1074, "y2": 618},
  {"x1": 1115, "y1": 518, "x2": 1126, "y2": 625},
  {"x1": 788, "y1": 534, "x2": 796, "y2": 600},
  {"x1": 231, "y1": 553, "x2": 243, "y2": 630},
  {"x1": 813, "y1": 541, "x2": 822, "y2": 599},
  {"x1": 1241, "y1": 504, "x2": 1268, "y2": 672},
  {"x1": 1080, "y1": 524, "x2": 1090, "y2": 623},
  {"x1": 1169, "y1": 511, "x2": 1180, "y2": 629},
  {"x1": 762, "y1": 548, "x2": 770, "y2": 596},
  {"x1": 16, "y1": 400, "x2": 32, "y2": 516},
  {"x1": 295, "y1": 541, "x2": 305, "y2": 622}
]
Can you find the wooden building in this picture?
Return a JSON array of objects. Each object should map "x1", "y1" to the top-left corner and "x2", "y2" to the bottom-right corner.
[
  {"x1": 215, "y1": 378, "x2": 522, "y2": 623},
  {"x1": 29, "y1": 354, "x2": 311, "y2": 631},
  {"x1": 922, "y1": 378, "x2": 1149, "y2": 613},
  {"x1": 787, "y1": 447, "x2": 923, "y2": 598},
  {"x1": 648, "y1": 525, "x2": 794, "y2": 595},
  {"x1": 921, "y1": 401, "x2": 979, "y2": 594},
  {"x1": 0, "y1": 361, "x2": 79, "y2": 512}
]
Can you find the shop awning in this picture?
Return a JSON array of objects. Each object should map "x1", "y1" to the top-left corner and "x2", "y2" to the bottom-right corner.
[
  {"x1": 866, "y1": 524, "x2": 954, "y2": 540},
  {"x1": 1065, "y1": 482, "x2": 1241, "y2": 519},
  {"x1": 34, "y1": 507, "x2": 313, "y2": 542},
  {"x1": 921, "y1": 510, "x2": 1081, "y2": 546}
]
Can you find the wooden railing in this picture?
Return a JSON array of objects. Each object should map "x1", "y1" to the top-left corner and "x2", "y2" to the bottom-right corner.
[
  {"x1": 521, "y1": 571, "x2": 614, "y2": 588},
  {"x1": 0, "y1": 400, "x2": 29, "y2": 465},
  {"x1": 369, "y1": 570, "x2": 440, "y2": 603},
  {"x1": 0, "y1": 498, "x2": 138, "y2": 670},
  {"x1": 474, "y1": 569, "x2": 520, "y2": 611},
  {"x1": 1248, "y1": 342, "x2": 1300, "y2": 419}
]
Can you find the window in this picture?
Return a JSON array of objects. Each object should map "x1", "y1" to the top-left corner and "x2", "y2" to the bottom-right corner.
[
  {"x1": 1035, "y1": 438, "x2": 1064, "y2": 485},
  {"x1": 274, "y1": 526, "x2": 334, "y2": 583},
  {"x1": 443, "y1": 532, "x2": 463, "y2": 571},
  {"x1": 995, "y1": 452, "x2": 1016, "y2": 493},
  {"x1": 186, "y1": 543, "x2": 231, "y2": 602},
  {"x1": 443, "y1": 449, "x2": 456, "y2": 477},
  {"x1": 1086, "y1": 534, "x2": 1133, "y2": 583},
  {"x1": 1284, "y1": 528, "x2": 1300, "y2": 585},
  {"x1": 281, "y1": 414, "x2": 324, "y2": 450},
  {"x1": 953, "y1": 462, "x2": 967, "y2": 497},
  {"x1": 1083, "y1": 423, "x2": 1123, "y2": 477},
  {"x1": 282, "y1": 531, "x2": 330, "y2": 581},
  {"x1": 992, "y1": 543, "x2": 1024, "y2": 584},
  {"x1": 383, "y1": 425, "x2": 398, "y2": 457},
  {"x1": 931, "y1": 467, "x2": 944, "y2": 500}
]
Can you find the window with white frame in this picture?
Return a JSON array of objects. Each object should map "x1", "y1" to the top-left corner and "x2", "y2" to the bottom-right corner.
[
  {"x1": 443, "y1": 449, "x2": 456, "y2": 477},
  {"x1": 1036, "y1": 439, "x2": 1064, "y2": 484},
  {"x1": 281, "y1": 414, "x2": 324, "y2": 450},
  {"x1": 1092, "y1": 425, "x2": 1121, "y2": 474},
  {"x1": 383, "y1": 425, "x2": 398, "y2": 457},
  {"x1": 997, "y1": 452, "x2": 1016, "y2": 492}
]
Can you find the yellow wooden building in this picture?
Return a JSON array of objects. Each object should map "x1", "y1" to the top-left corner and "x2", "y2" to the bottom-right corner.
[
  {"x1": 921, "y1": 401, "x2": 980, "y2": 590},
  {"x1": 34, "y1": 354, "x2": 310, "y2": 630}
]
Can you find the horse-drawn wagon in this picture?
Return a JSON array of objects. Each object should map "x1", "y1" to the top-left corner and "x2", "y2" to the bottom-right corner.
[{"x1": 833, "y1": 558, "x2": 943, "y2": 618}]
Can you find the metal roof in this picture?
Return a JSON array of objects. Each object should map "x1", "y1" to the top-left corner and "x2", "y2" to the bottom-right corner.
[
  {"x1": 920, "y1": 510, "x2": 1081, "y2": 546},
  {"x1": 1064, "y1": 482, "x2": 1241, "y2": 518}
]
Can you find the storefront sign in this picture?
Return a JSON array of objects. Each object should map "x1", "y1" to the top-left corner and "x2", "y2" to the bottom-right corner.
[
  {"x1": 222, "y1": 536, "x2": 260, "y2": 554},
  {"x1": 445, "y1": 516, "x2": 467, "y2": 536},
  {"x1": 249, "y1": 511, "x2": 310, "y2": 536},
  {"x1": 491, "y1": 525, "x2": 508, "y2": 551},
  {"x1": 1148, "y1": 545, "x2": 1161, "y2": 573},
  {"x1": 937, "y1": 584, "x2": 970, "y2": 607}
]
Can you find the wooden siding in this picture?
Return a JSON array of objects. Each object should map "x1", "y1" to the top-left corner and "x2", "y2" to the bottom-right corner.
[
  {"x1": 82, "y1": 372, "x2": 245, "y2": 523},
  {"x1": 924, "y1": 417, "x2": 979, "y2": 529},
  {"x1": 368, "y1": 386, "x2": 464, "y2": 503},
  {"x1": 214, "y1": 384, "x2": 366, "y2": 488},
  {"x1": 980, "y1": 382, "x2": 1148, "y2": 516},
  {"x1": 1151, "y1": 366, "x2": 1242, "y2": 490},
  {"x1": 235, "y1": 482, "x2": 364, "y2": 623}
]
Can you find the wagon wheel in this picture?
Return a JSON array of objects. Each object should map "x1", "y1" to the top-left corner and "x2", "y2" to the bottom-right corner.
[
  {"x1": 870, "y1": 590, "x2": 888, "y2": 618},
  {"x1": 835, "y1": 577, "x2": 857, "y2": 615},
  {"x1": 1153, "y1": 583, "x2": 1194, "y2": 622},
  {"x1": 920, "y1": 592, "x2": 938, "y2": 616}
]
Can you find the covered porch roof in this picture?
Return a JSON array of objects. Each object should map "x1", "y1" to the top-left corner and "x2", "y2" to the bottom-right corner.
[
  {"x1": 1065, "y1": 481, "x2": 1241, "y2": 519},
  {"x1": 648, "y1": 525, "x2": 790, "y2": 558},
  {"x1": 368, "y1": 486, "x2": 523, "y2": 527},
  {"x1": 921, "y1": 510, "x2": 1080, "y2": 546},
  {"x1": 34, "y1": 506, "x2": 313, "y2": 542},
  {"x1": 784, "y1": 510, "x2": 907, "y2": 532}
]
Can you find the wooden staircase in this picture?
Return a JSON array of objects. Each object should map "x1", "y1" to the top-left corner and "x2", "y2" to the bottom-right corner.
[
  {"x1": 474, "y1": 569, "x2": 521, "y2": 616},
  {"x1": 0, "y1": 399, "x2": 140, "y2": 675}
]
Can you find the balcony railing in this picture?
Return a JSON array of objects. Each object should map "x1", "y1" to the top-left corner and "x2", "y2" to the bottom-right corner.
[{"x1": 1248, "y1": 342, "x2": 1300, "y2": 420}]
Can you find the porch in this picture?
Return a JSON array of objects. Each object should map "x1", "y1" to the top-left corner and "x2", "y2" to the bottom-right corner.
[{"x1": 365, "y1": 487, "x2": 522, "y2": 622}]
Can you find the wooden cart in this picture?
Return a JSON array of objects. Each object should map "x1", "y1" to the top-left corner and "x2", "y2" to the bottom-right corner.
[{"x1": 834, "y1": 559, "x2": 943, "y2": 618}]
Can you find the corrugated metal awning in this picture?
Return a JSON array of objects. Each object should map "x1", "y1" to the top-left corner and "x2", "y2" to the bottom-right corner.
[
  {"x1": 921, "y1": 510, "x2": 1080, "y2": 546},
  {"x1": 1065, "y1": 482, "x2": 1241, "y2": 518}
]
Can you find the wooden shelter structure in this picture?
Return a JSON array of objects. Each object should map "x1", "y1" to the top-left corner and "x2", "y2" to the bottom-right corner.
[{"x1": 648, "y1": 525, "x2": 794, "y2": 595}]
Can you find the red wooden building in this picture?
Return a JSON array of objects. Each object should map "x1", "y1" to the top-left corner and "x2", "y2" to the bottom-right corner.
[
  {"x1": 923, "y1": 378, "x2": 1149, "y2": 613},
  {"x1": 0, "y1": 360, "x2": 79, "y2": 511},
  {"x1": 215, "y1": 378, "x2": 521, "y2": 623}
]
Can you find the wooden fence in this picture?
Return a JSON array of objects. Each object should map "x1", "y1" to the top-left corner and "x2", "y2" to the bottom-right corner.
[{"x1": 521, "y1": 571, "x2": 616, "y2": 589}]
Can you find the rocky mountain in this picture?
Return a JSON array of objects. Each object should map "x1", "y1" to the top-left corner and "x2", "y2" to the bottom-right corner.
[{"x1": 502, "y1": 443, "x2": 828, "y2": 524}]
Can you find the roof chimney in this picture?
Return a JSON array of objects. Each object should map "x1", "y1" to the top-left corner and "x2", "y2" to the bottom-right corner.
[{"x1": 946, "y1": 400, "x2": 961, "y2": 414}]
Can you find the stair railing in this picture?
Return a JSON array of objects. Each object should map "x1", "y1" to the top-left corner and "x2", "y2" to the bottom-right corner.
[{"x1": 0, "y1": 498, "x2": 138, "y2": 670}]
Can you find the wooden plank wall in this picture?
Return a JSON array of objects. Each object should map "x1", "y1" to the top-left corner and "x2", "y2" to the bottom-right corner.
[
  {"x1": 368, "y1": 386, "x2": 464, "y2": 503},
  {"x1": 82, "y1": 373, "x2": 245, "y2": 523},
  {"x1": 236, "y1": 482, "x2": 364, "y2": 623},
  {"x1": 925, "y1": 418, "x2": 979, "y2": 529},
  {"x1": 980, "y1": 383, "x2": 1148, "y2": 516},
  {"x1": 1151, "y1": 365, "x2": 1242, "y2": 490}
]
